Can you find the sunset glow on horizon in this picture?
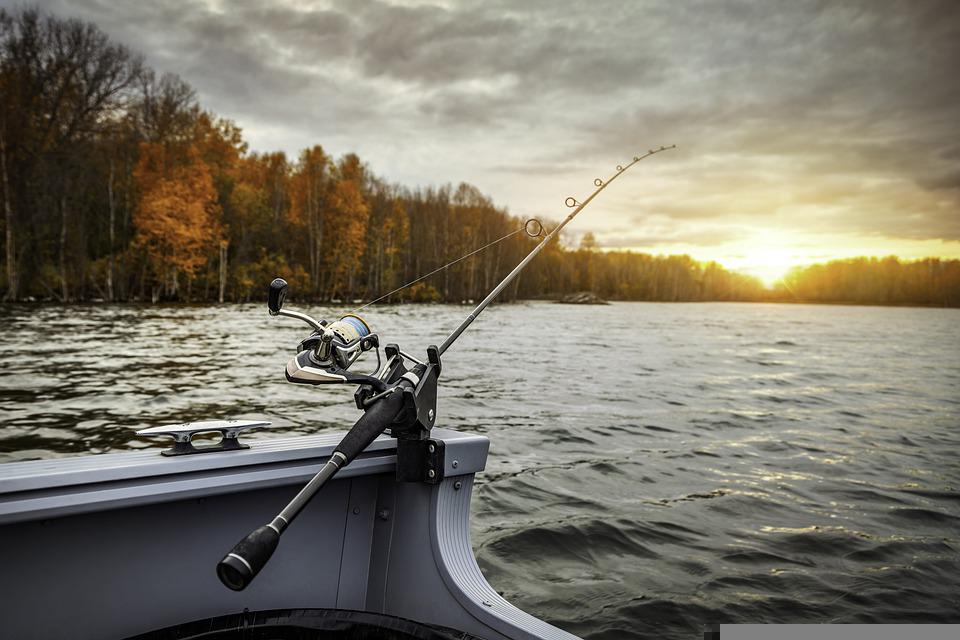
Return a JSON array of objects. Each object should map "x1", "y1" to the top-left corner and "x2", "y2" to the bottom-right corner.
[{"x1": 608, "y1": 235, "x2": 960, "y2": 287}]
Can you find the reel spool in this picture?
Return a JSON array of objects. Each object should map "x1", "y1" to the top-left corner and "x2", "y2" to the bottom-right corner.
[
  {"x1": 328, "y1": 315, "x2": 372, "y2": 344},
  {"x1": 295, "y1": 313, "x2": 378, "y2": 372}
]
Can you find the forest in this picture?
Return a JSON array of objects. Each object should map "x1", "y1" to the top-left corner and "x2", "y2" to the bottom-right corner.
[{"x1": 2, "y1": 8, "x2": 958, "y2": 308}]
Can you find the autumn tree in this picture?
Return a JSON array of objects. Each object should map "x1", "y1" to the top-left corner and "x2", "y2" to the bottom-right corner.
[
  {"x1": 226, "y1": 151, "x2": 310, "y2": 301},
  {"x1": 133, "y1": 144, "x2": 222, "y2": 301},
  {"x1": 290, "y1": 146, "x2": 330, "y2": 294},
  {"x1": 132, "y1": 70, "x2": 197, "y2": 144},
  {"x1": 362, "y1": 181, "x2": 409, "y2": 303},
  {"x1": 322, "y1": 175, "x2": 369, "y2": 300}
]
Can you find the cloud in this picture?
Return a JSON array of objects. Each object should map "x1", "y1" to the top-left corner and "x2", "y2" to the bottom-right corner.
[
  {"x1": 24, "y1": 0, "x2": 960, "y2": 250},
  {"x1": 597, "y1": 226, "x2": 745, "y2": 250}
]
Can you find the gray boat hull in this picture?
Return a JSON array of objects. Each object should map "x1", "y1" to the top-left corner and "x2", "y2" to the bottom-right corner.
[{"x1": 0, "y1": 428, "x2": 581, "y2": 640}]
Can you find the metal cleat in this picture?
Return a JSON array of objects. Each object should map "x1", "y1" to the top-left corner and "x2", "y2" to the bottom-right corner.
[{"x1": 135, "y1": 419, "x2": 271, "y2": 456}]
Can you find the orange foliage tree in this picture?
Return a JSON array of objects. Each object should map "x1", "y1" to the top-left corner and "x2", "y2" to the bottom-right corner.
[
  {"x1": 133, "y1": 143, "x2": 222, "y2": 300},
  {"x1": 322, "y1": 177, "x2": 369, "y2": 300}
]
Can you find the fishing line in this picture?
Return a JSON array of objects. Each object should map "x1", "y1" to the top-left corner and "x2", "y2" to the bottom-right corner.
[{"x1": 351, "y1": 218, "x2": 544, "y2": 312}]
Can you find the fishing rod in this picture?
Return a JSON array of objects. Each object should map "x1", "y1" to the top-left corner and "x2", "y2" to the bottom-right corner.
[{"x1": 216, "y1": 145, "x2": 675, "y2": 591}]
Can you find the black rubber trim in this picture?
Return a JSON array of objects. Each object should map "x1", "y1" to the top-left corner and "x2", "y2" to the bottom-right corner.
[{"x1": 124, "y1": 607, "x2": 490, "y2": 639}]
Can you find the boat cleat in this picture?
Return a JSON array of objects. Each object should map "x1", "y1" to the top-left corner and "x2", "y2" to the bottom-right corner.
[{"x1": 135, "y1": 419, "x2": 271, "y2": 456}]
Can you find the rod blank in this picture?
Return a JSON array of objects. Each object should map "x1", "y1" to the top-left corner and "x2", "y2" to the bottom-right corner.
[{"x1": 439, "y1": 145, "x2": 675, "y2": 355}]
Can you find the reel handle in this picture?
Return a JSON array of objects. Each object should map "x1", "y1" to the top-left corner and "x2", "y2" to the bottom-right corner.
[
  {"x1": 268, "y1": 278, "x2": 287, "y2": 315},
  {"x1": 267, "y1": 278, "x2": 326, "y2": 331}
]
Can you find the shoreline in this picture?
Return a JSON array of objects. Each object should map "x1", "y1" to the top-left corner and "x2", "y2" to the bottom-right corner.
[{"x1": 1, "y1": 298, "x2": 957, "y2": 310}]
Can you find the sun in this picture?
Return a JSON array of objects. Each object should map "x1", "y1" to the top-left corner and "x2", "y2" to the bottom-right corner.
[
  {"x1": 632, "y1": 232, "x2": 812, "y2": 287},
  {"x1": 723, "y1": 246, "x2": 799, "y2": 287},
  {"x1": 709, "y1": 229, "x2": 814, "y2": 287}
]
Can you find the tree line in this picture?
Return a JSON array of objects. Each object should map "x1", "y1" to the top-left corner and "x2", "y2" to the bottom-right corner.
[
  {"x1": 775, "y1": 257, "x2": 960, "y2": 307},
  {"x1": 2, "y1": 8, "x2": 958, "y2": 308}
]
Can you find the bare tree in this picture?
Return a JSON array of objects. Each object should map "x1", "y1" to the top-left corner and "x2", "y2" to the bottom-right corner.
[{"x1": 1, "y1": 8, "x2": 143, "y2": 300}]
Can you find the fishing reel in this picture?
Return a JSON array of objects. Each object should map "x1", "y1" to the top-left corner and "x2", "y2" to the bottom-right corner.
[
  {"x1": 268, "y1": 278, "x2": 386, "y2": 392},
  {"x1": 267, "y1": 277, "x2": 442, "y2": 473}
]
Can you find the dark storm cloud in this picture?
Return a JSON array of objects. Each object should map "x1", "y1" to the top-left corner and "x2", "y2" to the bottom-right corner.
[
  {"x1": 348, "y1": 1, "x2": 665, "y2": 95},
  {"x1": 22, "y1": 0, "x2": 960, "y2": 247},
  {"x1": 29, "y1": 0, "x2": 363, "y2": 128}
]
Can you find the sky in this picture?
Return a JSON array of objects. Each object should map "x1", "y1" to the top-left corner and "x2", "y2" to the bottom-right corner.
[{"x1": 20, "y1": 0, "x2": 960, "y2": 284}]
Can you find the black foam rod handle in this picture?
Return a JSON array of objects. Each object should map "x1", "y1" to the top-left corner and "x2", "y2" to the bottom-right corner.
[
  {"x1": 334, "y1": 379, "x2": 409, "y2": 465},
  {"x1": 216, "y1": 525, "x2": 280, "y2": 591},
  {"x1": 268, "y1": 278, "x2": 288, "y2": 315}
]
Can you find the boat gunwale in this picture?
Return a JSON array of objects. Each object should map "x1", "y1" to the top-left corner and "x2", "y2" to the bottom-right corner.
[{"x1": 0, "y1": 428, "x2": 489, "y2": 525}]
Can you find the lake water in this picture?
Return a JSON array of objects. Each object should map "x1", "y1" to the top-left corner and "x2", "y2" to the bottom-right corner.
[{"x1": 1, "y1": 301, "x2": 959, "y2": 638}]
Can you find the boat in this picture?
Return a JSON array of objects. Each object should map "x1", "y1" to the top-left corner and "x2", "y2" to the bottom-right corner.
[
  {"x1": 0, "y1": 420, "x2": 578, "y2": 639},
  {"x1": 0, "y1": 150, "x2": 673, "y2": 639}
]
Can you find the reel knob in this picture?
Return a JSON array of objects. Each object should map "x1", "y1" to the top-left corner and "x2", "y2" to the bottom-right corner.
[{"x1": 268, "y1": 278, "x2": 288, "y2": 315}]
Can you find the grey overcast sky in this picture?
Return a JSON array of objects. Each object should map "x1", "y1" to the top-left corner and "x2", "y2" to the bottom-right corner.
[{"x1": 19, "y1": 0, "x2": 960, "y2": 281}]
